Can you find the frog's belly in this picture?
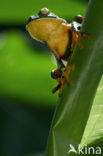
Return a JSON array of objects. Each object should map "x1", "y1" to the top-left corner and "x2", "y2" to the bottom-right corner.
[{"x1": 47, "y1": 28, "x2": 70, "y2": 59}]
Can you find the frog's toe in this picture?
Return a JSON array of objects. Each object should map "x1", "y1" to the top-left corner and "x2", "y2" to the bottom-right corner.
[
  {"x1": 79, "y1": 32, "x2": 90, "y2": 39},
  {"x1": 82, "y1": 33, "x2": 90, "y2": 39}
]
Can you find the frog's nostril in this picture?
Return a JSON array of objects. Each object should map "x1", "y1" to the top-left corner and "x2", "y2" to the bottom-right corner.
[{"x1": 26, "y1": 16, "x2": 33, "y2": 24}]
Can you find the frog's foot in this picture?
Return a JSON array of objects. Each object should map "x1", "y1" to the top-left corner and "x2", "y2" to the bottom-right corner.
[
  {"x1": 63, "y1": 64, "x2": 75, "y2": 86},
  {"x1": 52, "y1": 77, "x2": 65, "y2": 96},
  {"x1": 52, "y1": 77, "x2": 61, "y2": 93},
  {"x1": 71, "y1": 31, "x2": 90, "y2": 51},
  {"x1": 59, "y1": 78, "x2": 65, "y2": 96},
  {"x1": 52, "y1": 83, "x2": 61, "y2": 93},
  {"x1": 80, "y1": 32, "x2": 90, "y2": 39}
]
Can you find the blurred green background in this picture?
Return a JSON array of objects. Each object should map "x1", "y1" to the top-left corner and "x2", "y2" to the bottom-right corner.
[{"x1": 0, "y1": 0, "x2": 88, "y2": 156}]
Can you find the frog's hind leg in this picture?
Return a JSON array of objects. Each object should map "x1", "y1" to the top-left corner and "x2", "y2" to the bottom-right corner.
[
  {"x1": 52, "y1": 77, "x2": 65, "y2": 96},
  {"x1": 63, "y1": 64, "x2": 75, "y2": 87},
  {"x1": 59, "y1": 78, "x2": 65, "y2": 96},
  {"x1": 52, "y1": 82, "x2": 61, "y2": 93}
]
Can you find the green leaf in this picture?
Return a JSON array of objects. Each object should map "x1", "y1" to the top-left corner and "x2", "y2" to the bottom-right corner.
[
  {"x1": 46, "y1": 0, "x2": 103, "y2": 155},
  {"x1": 80, "y1": 76, "x2": 103, "y2": 151}
]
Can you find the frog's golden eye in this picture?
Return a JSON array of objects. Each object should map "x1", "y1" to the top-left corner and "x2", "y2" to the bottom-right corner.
[{"x1": 40, "y1": 8, "x2": 49, "y2": 15}]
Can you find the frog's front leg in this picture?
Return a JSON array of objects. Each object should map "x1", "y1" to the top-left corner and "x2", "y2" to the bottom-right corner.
[
  {"x1": 71, "y1": 31, "x2": 83, "y2": 51},
  {"x1": 71, "y1": 19, "x2": 90, "y2": 52},
  {"x1": 71, "y1": 31, "x2": 90, "y2": 51}
]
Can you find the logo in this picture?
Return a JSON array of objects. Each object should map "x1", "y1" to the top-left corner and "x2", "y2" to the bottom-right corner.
[{"x1": 68, "y1": 144, "x2": 101, "y2": 155}]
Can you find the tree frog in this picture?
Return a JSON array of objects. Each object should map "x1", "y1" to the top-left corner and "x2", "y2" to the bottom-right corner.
[{"x1": 26, "y1": 8, "x2": 89, "y2": 95}]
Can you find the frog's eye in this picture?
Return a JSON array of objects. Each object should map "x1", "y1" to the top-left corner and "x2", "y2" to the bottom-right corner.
[{"x1": 40, "y1": 8, "x2": 49, "y2": 15}]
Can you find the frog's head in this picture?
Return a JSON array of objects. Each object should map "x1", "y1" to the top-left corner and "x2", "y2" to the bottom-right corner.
[
  {"x1": 27, "y1": 8, "x2": 57, "y2": 24},
  {"x1": 26, "y1": 8, "x2": 66, "y2": 43}
]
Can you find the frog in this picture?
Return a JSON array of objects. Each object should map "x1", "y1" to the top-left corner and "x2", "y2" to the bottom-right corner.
[{"x1": 26, "y1": 8, "x2": 89, "y2": 96}]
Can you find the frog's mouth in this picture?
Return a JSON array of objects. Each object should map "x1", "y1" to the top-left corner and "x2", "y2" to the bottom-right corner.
[{"x1": 26, "y1": 14, "x2": 57, "y2": 25}]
